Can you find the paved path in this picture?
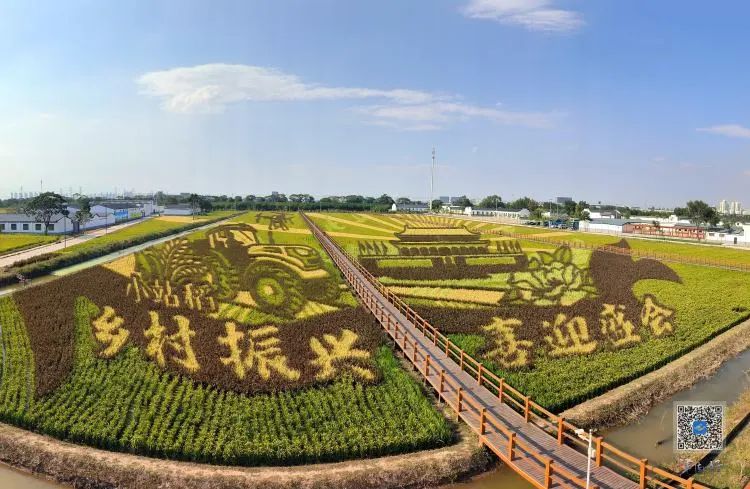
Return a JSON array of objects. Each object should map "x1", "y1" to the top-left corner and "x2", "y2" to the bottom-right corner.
[
  {"x1": 0, "y1": 217, "x2": 154, "y2": 268},
  {"x1": 304, "y1": 214, "x2": 642, "y2": 489}
]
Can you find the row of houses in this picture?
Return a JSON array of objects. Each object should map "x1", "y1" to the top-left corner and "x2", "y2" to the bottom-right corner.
[
  {"x1": 579, "y1": 217, "x2": 750, "y2": 245},
  {"x1": 389, "y1": 202, "x2": 532, "y2": 222},
  {"x1": 0, "y1": 201, "x2": 158, "y2": 235}
]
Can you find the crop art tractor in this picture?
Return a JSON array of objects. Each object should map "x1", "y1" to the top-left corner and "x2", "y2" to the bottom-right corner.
[{"x1": 206, "y1": 224, "x2": 340, "y2": 318}]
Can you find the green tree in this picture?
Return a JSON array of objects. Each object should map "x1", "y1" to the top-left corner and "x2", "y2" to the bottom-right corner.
[
  {"x1": 430, "y1": 199, "x2": 443, "y2": 212},
  {"x1": 452, "y1": 195, "x2": 472, "y2": 208},
  {"x1": 188, "y1": 193, "x2": 201, "y2": 214},
  {"x1": 396, "y1": 197, "x2": 412, "y2": 204},
  {"x1": 478, "y1": 195, "x2": 503, "y2": 209},
  {"x1": 508, "y1": 196, "x2": 539, "y2": 211},
  {"x1": 573, "y1": 201, "x2": 589, "y2": 219},
  {"x1": 22, "y1": 192, "x2": 67, "y2": 235},
  {"x1": 199, "y1": 199, "x2": 213, "y2": 214},
  {"x1": 375, "y1": 194, "x2": 394, "y2": 205},
  {"x1": 72, "y1": 197, "x2": 93, "y2": 233},
  {"x1": 686, "y1": 200, "x2": 719, "y2": 227}
]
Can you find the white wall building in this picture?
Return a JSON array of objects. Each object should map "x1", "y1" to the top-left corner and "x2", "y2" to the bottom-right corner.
[
  {"x1": 0, "y1": 213, "x2": 74, "y2": 234},
  {"x1": 93, "y1": 201, "x2": 155, "y2": 222},
  {"x1": 582, "y1": 208, "x2": 622, "y2": 220},
  {"x1": 390, "y1": 202, "x2": 429, "y2": 213},
  {"x1": 464, "y1": 207, "x2": 531, "y2": 221},
  {"x1": 163, "y1": 204, "x2": 195, "y2": 216},
  {"x1": 578, "y1": 218, "x2": 635, "y2": 234},
  {"x1": 705, "y1": 225, "x2": 749, "y2": 245}
]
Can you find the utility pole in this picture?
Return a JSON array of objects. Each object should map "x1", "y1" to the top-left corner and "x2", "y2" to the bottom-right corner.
[{"x1": 430, "y1": 147, "x2": 436, "y2": 213}]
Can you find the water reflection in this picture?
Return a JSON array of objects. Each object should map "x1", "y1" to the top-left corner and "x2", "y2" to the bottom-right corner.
[
  {"x1": 605, "y1": 347, "x2": 750, "y2": 465},
  {"x1": 440, "y1": 465, "x2": 533, "y2": 489},
  {"x1": 0, "y1": 462, "x2": 62, "y2": 489}
]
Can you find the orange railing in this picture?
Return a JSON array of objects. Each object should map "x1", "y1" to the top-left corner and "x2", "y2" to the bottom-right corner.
[{"x1": 302, "y1": 212, "x2": 707, "y2": 489}]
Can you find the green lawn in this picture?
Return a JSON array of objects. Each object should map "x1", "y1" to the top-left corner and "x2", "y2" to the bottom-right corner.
[{"x1": 0, "y1": 234, "x2": 58, "y2": 256}]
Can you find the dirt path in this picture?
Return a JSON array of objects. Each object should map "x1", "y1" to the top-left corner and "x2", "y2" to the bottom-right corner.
[{"x1": 0, "y1": 421, "x2": 487, "y2": 489}]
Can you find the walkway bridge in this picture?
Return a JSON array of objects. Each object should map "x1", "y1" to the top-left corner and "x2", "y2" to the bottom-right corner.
[{"x1": 303, "y1": 213, "x2": 706, "y2": 489}]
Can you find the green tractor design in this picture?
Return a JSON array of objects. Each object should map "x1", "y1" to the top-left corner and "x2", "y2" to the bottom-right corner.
[{"x1": 207, "y1": 224, "x2": 341, "y2": 318}]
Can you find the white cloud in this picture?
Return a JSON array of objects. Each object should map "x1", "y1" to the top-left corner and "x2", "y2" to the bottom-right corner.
[
  {"x1": 697, "y1": 124, "x2": 750, "y2": 139},
  {"x1": 137, "y1": 64, "x2": 440, "y2": 113},
  {"x1": 462, "y1": 0, "x2": 584, "y2": 32},
  {"x1": 356, "y1": 101, "x2": 560, "y2": 130},
  {"x1": 137, "y1": 63, "x2": 560, "y2": 130}
]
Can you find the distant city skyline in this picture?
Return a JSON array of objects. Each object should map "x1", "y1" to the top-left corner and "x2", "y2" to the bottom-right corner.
[{"x1": 2, "y1": 1, "x2": 749, "y2": 208}]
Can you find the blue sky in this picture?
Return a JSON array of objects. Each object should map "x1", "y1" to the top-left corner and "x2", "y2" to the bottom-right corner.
[{"x1": 1, "y1": 0, "x2": 749, "y2": 207}]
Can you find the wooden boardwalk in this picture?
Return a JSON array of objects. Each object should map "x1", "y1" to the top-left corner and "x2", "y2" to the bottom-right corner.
[{"x1": 303, "y1": 213, "x2": 704, "y2": 489}]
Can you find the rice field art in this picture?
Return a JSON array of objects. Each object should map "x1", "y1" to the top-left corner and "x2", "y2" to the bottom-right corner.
[
  {"x1": 310, "y1": 212, "x2": 750, "y2": 410},
  {"x1": 0, "y1": 211, "x2": 452, "y2": 467}
]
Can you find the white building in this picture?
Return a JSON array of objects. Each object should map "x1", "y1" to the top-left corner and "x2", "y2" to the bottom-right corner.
[
  {"x1": 163, "y1": 204, "x2": 195, "y2": 216},
  {"x1": 718, "y1": 200, "x2": 742, "y2": 215},
  {"x1": 582, "y1": 208, "x2": 622, "y2": 220},
  {"x1": 0, "y1": 206, "x2": 117, "y2": 234},
  {"x1": 705, "y1": 224, "x2": 749, "y2": 246},
  {"x1": 630, "y1": 214, "x2": 692, "y2": 226},
  {"x1": 0, "y1": 213, "x2": 74, "y2": 234},
  {"x1": 718, "y1": 200, "x2": 728, "y2": 214},
  {"x1": 579, "y1": 218, "x2": 637, "y2": 234},
  {"x1": 93, "y1": 201, "x2": 155, "y2": 222},
  {"x1": 464, "y1": 207, "x2": 531, "y2": 221},
  {"x1": 390, "y1": 202, "x2": 429, "y2": 213}
]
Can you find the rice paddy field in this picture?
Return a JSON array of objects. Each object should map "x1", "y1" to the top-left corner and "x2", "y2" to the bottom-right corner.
[
  {"x1": 57, "y1": 212, "x2": 237, "y2": 255},
  {"x1": 310, "y1": 212, "x2": 750, "y2": 411},
  {"x1": 0, "y1": 234, "x2": 58, "y2": 256},
  {"x1": 495, "y1": 222, "x2": 750, "y2": 266},
  {"x1": 0, "y1": 211, "x2": 451, "y2": 466}
]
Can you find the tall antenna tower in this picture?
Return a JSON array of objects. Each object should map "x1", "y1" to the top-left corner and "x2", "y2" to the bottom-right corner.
[{"x1": 430, "y1": 147, "x2": 436, "y2": 212}]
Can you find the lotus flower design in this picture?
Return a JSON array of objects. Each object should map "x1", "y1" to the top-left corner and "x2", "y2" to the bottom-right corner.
[{"x1": 508, "y1": 246, "x2": 596, "y2": 305}]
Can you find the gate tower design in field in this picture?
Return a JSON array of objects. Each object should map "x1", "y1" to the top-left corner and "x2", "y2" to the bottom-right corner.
[{"x1": 358, "y1": 225, "x2": 527, "y2": 279}]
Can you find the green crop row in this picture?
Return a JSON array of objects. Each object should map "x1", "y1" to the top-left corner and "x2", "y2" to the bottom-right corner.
[
  {"x1": 0, "y1": 296, "x2": 452, "y2": 465},
  {"x1": 0, "y1": 298, "x2": 35, "y2": 423}
]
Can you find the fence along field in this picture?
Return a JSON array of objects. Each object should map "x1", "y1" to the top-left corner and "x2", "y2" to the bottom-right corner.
[
  {"x1": 310, "y1": 212, "x2": 750, "y2": 411},
  {"x1": 0, "y1": 211, "x2": 452, "y2": 466}
]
